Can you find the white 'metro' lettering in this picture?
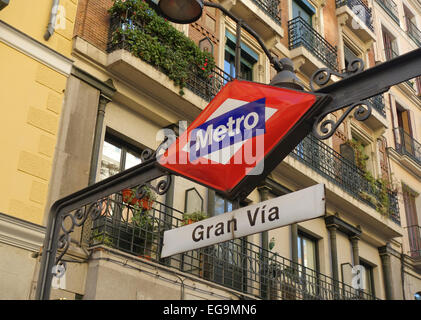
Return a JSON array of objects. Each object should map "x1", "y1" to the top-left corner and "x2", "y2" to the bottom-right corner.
[{"x1": 194, "y1": 112, "x2": 260, "y2": 152}]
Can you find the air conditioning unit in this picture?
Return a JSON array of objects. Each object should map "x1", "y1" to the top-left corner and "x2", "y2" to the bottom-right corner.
[{"x1": 0, "y1": 0, "x2": 9, "y2": 11}]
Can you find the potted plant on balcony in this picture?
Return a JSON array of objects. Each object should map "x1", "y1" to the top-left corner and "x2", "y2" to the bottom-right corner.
[
  {"x1": 122, "y1": 185, "x2": 156, "y2": 211},
  {"x1": 121, "y1": 205, "x2": 156, "y2": 258},
  {"x1": 182, "y1": 211, "x2": 207, "y2": 226}
]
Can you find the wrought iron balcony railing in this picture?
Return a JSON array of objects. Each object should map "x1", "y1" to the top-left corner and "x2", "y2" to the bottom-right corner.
[
  {"x1": 406, "y1": 225, "x2": 421, "y2": 258},
  {"x1": 291, "y1": 134, "x2": 401, "y2": 225},
  {"x1": 288, "y1": 16, "x2": 339, "y2": 72},
  {"x1": 375, "y1": 0, "x2": 399, "y2": 24},
  {"x1": 336, "y1": 0, "x2": 374, "y2": 31},
  {"x1": 107, "y1": 16, "x2": 232, "y2": 102},
  {"x1": 394, "y1": 127, "x2": 421, "y2": 167},
  {"x1": 366, "y1": 94, "x2": 386, "y2": 117},
  {"x1": 251, "y1": 0, "x2": 282, "y2": 26},
  {"x1": 406, "y1": 18, "x2": 421, "y2": 48},
  {"x1": 89, "y1": 195, "x2": 378, "y2": 300}
]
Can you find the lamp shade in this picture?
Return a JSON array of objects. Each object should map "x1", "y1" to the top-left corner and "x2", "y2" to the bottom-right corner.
[
  {"x1": 158, "y1": 0, "x2": 203, "y2": 24},
  {"x1": 269, "y1": 58, "x2": 304, "y2": 91}
]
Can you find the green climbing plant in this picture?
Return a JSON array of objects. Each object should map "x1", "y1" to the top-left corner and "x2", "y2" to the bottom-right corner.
[
  {"x1": 345, "y1": 139, "x2": 394, "y2": 217},
  {"x1": 109, "y1": 0, "x2": 216, "y2": 95}
]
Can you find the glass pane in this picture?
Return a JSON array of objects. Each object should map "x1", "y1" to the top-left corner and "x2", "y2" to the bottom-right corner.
[
  {"x1": 124, "y1": 151, "x2": 142, "y2": 170},
  {"x1": 226, "y1": 200, "x2": 233, "y2": 212},
  {"x1": 215, "y1": 194, "x2": 225, "y2": 215},
  {"x1": 297, "y1": 235, "x2": 303, "y2": 265},
  {"x1": 100, "y1": 141, "x2": 122, "y2": 180},
  {"x1": 292, "y1": 0, "x2": 312, "y2": 24},
  {"x1": 302, "y1": 238, "x2": 316, "y2": 270}
]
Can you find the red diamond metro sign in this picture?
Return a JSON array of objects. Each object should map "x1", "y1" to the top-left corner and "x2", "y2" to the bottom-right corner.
[{"x1": 158, "y1": 80, "x2": 330, "y2": 199}]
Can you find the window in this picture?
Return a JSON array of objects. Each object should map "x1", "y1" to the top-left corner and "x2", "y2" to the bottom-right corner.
[
  {"x1": 403, "y1": 187, "x2": 421, "y2": 257},
  {"x1": 100, "y1": 133, "x2": 142, "y2": 181},
  {"x1": 343, "y1": 43, "x2": 359, "y2": 71},
  {"x1": 205, "y1": 192, "x2": 243, "y2": 291},
  {"x1": 297, "y1": 231, "x2": 319, "y2": 297},
  {"x1": 359, "y1": 260, "x2": 375, "y2": 296},
  {"x1": 224, "y1": 31, "x2": 258, "y2": 81},
  {"x1": 395, "y1": 103, "x2": 414, "y2": 156},
  {"x1": 214, "y1": 193, "x2": 233, "y2": 215},
  {"x1": 297, "y1": 232, "x2": 318, "y2": 271},
  {"x1": 382, "y1": 28, "x2": 398, "y2": 60},
  {"x1": 292, "y1": 0, "x2": 315, "y2": 25}
]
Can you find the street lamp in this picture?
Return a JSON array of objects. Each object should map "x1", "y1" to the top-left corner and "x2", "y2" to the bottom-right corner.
[{"x1": 158, "y1": 0, "x2": 203, "y2": 24}]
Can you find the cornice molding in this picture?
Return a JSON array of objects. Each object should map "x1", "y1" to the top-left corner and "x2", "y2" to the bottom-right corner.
[
  {"x1": 387, "y1": 147, "x2": 421, "y2": 179},
  {"x1": 0, "y1": 212, "x2": 45, "y2": 252},
  {"x1": 0, "y1": 20, "x2": 73, "y2": 76}
]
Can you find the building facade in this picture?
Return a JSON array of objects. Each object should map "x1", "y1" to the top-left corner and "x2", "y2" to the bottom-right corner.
[
  {"x1": 0, "y1": 0, "x2": 79, "y2": 299},
  {"x1": 0, "y1": 0, "x2": 420, "y2": 300}
]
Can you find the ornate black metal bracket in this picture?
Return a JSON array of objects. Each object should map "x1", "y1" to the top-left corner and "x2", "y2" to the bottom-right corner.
[
  {"x1": 310, "y1": 58, "x2": 364, "y2": 92},
  {"x1": 310, "y1": 47, "x2": 421, "y2": 140},
  {"x1": 312, "y1": 100, "x2": 371, "y2": 140},
  {"x1": 310, "y1": 58, "x2": 370, "y2": 140}
]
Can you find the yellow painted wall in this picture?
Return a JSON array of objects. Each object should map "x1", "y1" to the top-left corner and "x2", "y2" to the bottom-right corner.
[
  {"x1": 0, "y1": 0, "x2": 77, "y2": 57},
  {"x1": 0, "y1": 0, "x2": 78, "y2": 224}
]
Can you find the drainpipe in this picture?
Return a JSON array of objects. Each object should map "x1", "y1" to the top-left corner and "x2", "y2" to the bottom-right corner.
[
  {"x1": 44, "y1": 0, "x2": 60, "y2": 41},
  {"x1": 88, "y1": 94, "x2": 111, "y2": 185}
]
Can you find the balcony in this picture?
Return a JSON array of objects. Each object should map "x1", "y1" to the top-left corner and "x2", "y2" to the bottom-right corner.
[
  {"x1": 291, "y1": 134, "x2": 401, "y2": 225},
  {"x1": 107, "y1": 15, "x2": 231, "y2": 104},
  {"x1": 251, "y1": 0, "x2": 282, "y2": 26},
  {"x1": 336, "y1": 0, "x2": 375, "y2": 43},
  {"x1": 361, "y1": 94, "x2": 388, "y2": 130},
  {"x1": 221, "y1": 0, "x2": 284, "y2": 46},
  {"x1": 394, "y1": 127, "x2": 421, "y2": 168},
  {"x1": 366, "y1": 95, "x2": 386, "y2": 117},
  {"x1": 406, "y1": 18, "x2": 421, "y2": 48},
  {"x1": 375, "y1": 0, "x2": 399, "y2": 25},
  {"x1": 288, "y1": 16, "x2": 339, "y2": 75},
  {"x1": 90, "y1": 195, "x2": 378, "y2": 300}
]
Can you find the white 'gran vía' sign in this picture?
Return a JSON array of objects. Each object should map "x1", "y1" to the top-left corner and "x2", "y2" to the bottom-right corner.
[{"x1": 161, "y1": 183, "x2": 325, "y2": 258}]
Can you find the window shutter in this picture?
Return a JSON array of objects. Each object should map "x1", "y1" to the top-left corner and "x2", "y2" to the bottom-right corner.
[{"x1": 377, "y1": 137, "x2": 389, "y2": 180}]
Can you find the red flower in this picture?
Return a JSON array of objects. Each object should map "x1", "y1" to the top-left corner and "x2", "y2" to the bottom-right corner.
[
  {"x1": 201, "y1": 67, "x2": 205, "y2": 71},
  {"x1": 204, "y1": 62, "x2": 207, "y2": 66}
]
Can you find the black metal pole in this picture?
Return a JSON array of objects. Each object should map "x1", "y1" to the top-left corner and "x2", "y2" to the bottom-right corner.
[{"x1": 235, "y1": 19, "x2": 242, "y2": 79}]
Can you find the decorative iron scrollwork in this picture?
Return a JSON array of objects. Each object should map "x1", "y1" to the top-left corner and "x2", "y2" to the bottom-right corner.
[
  {"x1": 310, "y1": 58, "x2": 364, "y2": 91},
  {"x1": 310, "y1": 58, "x2": 369, "y2": 140},
  {"x1": 53, "y1": 200, "x2": 107, "y2": 275},
  {"x1": 312, "y1": 101, "x2": 372, "y2": 140},
  {"x1": 52, "y1": 167, "x2": 173, "y2": 277}
]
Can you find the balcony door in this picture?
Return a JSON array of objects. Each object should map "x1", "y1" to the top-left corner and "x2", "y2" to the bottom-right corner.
[
  {"x1": 224, "y1": 31, "x2": 258, "y2": 81},
  {"x1": 403, "y1": 188, "x2": 421, "y2": 257},
  {"x1": 292, "y1": 0, "x2": 314, "y2": 25},
  {"x1": 396, "y1": 104, "x2": 413, "y2": 155},
  {"x1": 382, "y1": 28, "x2": 398, "y2": 60},
  {"x1": 204, "y1": 193, "x2": 245, "y2": 291}
]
